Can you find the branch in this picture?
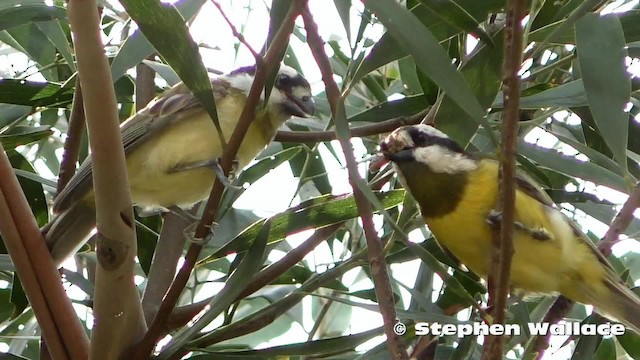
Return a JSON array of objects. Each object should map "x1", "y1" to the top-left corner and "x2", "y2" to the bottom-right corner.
[
  {"x1": 166, "y1": 223, "x2": 341, "y2": 330},
  {"x1": 274, "y1": 109, "x2": 427, "y2": 143},
  {"x1": 67, "y1": 1, "x2": 146, "y2": 358},
  {"x1": 482, "y1": 1, "x2": 526, "y2": 359},
  {"x1": 0, "y1": 154, "x2": 88, "y2": 360},
  {"x1": 598, "y1": 183, "x2": 640, "y2": 257},
  {"x1": 210, "y1": 0, "x2": 261, "y2": 61},
  {"x1": 131, "y1": 3, "x2": 305, "y2": 357},
  {"x1": 56, "y1": 79, "x2": 85, "y2": 194},
  {"x1": 301, "y1": 4, "x2": 408, "y2": 359}
]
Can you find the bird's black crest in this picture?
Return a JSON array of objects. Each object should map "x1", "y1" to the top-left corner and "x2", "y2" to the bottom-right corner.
[
  {"x1": 228, "y1": 65, "x2": 257, "y2": 77},
  {"x1": 407, "y1": 126, "x2": 466, "y2": 154}
]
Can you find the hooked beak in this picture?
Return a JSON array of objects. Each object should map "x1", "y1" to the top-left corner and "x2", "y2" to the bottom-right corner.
[{"x1": 284, "y1": 93, "x2": 316, "y2": 118}]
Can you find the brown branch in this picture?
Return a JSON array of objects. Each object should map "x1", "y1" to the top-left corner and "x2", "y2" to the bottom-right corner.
[
  {"x1": 171, "y1": 253, "x2": 366, "y2": 359},
  {"x1": 67, "y1": 1, "x2": 146, "y2": 358},
  {"x1": 131, "y1": 3, "x2": 305, "y2": 358},
  {"x1": 598, "y1": 183, "x2": 640, "y2": 257},
  {"x1": 57, "y1": 79, "x2": 85, "y2": 194},
  {"x1": 531, "y1": 296, "x2": 574, "y2": 359},
  {"x1": 482, "y1": 1, "x2": 526, "y2": 359},
  {"x1": 274, "y1": 109, "x2": 427, "y2": 143},
  {"x1": 301, "y1": 5, "x2": 408, "y2": 359},
  {"x1": 166, "y1": 223, "x2": 341, "y2": 330},
  {"x1": 0, "y1": 160, "x2": 76, "y2": 360},
  {"x1": 135, "y1": 56, "x2": 157, "y2": 112},
  {"x1": 141, "y1": 212, "x2": 191, "y2": 325}
]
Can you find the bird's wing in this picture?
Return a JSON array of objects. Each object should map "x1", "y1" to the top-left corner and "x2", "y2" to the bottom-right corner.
[
  {"x1": 514, "y1": 169, "x2": 615, "y2": 271},
  {"x1": 53, "y1": 79, "x2": 231, "y2": 213}
]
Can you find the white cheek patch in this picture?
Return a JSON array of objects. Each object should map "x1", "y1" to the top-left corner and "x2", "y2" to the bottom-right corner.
[
  {"x1": 226, "y1": 73, "x2": 254, "y2": 95},
  {"x1": 413, "y1": 146, "x2": 478, "y2": 174},
  {"x1": 290, "y1": 85, "x2": 311, "y2": 100}
]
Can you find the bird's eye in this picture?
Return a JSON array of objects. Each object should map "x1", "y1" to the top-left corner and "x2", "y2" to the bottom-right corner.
[
  {"x1": 277, "y1": 74, "x2": 291, "y2": 87},
  {"x1": 301, "y1": 95, "x2": 310, "y2": 102}
]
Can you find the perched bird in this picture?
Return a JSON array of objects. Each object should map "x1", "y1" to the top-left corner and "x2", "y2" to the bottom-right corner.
[
  {"x1": 375, "y1": 124, "x2": 640, "y2": 333},
  {"x1": 44, "y1": 65, "x2": 315, "y2": 266}
]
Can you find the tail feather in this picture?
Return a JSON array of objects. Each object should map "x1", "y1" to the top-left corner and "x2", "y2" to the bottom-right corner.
[
  {"x1": 42, "y1": 202, "x2": 96, "y2": 267},
  {"x1": 583, "y1": 271, "x2": 640, "y2": 334}
]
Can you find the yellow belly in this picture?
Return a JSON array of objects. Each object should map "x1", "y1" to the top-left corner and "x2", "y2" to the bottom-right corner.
[
  {"x1": 425, "y1": 160, "x2": 605, "y2": 296},
  {"x1": 125, "y1": 95, "x2": 276, "y2": 209}
]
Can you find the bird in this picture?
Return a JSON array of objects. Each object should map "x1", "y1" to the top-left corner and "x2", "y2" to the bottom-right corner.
[
  {"x1": 375, "y1": 124, "x2": 640, "y2": 333},
  {"x1": 43, "y1": 65, "x2": 315, "y2": 266}
]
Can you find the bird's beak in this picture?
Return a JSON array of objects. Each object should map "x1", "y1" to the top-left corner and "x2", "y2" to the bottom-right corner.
[{"x1": 284, "y1": 93, "x2": 316, "y2": 118}]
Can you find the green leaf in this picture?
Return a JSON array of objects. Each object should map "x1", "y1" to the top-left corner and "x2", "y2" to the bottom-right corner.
[
  {"x1": 348, "y1": 95, "x2": 427, "y2": 123},
  {"x1": 0, "y1": 125, "x2": 52, "y2": 148},
  {"x1": 110, "y1": 0, "x2": 206, "y2": 82},
  {"x1": 4, "y1": 23, "x2": 58, "y2": 81},
  {"x1": 493, "y1": 80, "x2": 588, "y2": 109},
  {"x1": 333, "y1": 0, "x2": 352, "y2": 44},
  {"x1": 118, "y1": 0, "x2": 223, "y2": 143},
  {"x1": 576, "y1": 13, "x2": 630, "y2": 171},
  {"x1": 618, "y1": 331, "x2": 640, "y2": 359},
  {"x1": 530, "y1": 10, "x2": 640, "y2": 45},
  {"x1": 416, "y1": 0, "x2": 494, "y2": 47},
  {"x1": 0, "y1": 4, "x2": 66, "y2": 32},
  {"x1": 189, "y1": 328, "x2": 382, "y2": 359},
  {"x1": 0, "y1": 79, "x2": 73, "y2": 107},
  {"x1": 518, "y1": 141, "x2": 628, "y2": 193},
  {"x1": 595, "y1": 336, "x2": 616, "y2": 360},
  {"x1": 202, "y1": 190, "x2": 405, "y2": 263},
  {"x1": 160, "y1": 220, "x2": 271, "y2": 358},
  {"x1": 435, "y1": 31, "x2": 503, "y2": 146},
  {"x1": 36, "y1": 20, "x2": 75, "y2": 72},
  {"x1": 363, "y1": 0, "x2": 486, "y2": 122}
]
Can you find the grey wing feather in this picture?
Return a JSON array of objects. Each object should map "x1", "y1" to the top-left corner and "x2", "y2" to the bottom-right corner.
[
  {"x1": 514, "y1": 169, "x2": 615, "y2": 270},
  {"x1": 53, "y1": 79, "x2": 231, "y2": 213}
]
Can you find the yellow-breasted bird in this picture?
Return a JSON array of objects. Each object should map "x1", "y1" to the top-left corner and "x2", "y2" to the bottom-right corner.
[
  {"x1": 44, "y1": 65, "x2": 315, "y2": 266},
  {"x1": 376, "y1": 124, "x2": 640, "y2": 333}
]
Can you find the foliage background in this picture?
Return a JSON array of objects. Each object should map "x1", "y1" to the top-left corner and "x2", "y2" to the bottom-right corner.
[{"x1": 0, "y1": 0, "x2": 639, "y2": 359}]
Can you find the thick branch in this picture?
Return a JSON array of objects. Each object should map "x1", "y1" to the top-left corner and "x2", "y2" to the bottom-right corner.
[
  {"x1": 67, "y1": 1, "x2": 146, "y2": 358},
  {"x1": 301, "y1": 4, "x2": 408, "y2": 359},
  {"x1": 482, "y1": 1, "x2": 526, "y2": 359},
  {"x1": 57, "y1": 80, "x2": 85, "y2": 194}
]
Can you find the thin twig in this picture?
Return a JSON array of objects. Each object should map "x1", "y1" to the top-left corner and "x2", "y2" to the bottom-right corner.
[
  {"x1": 481, "y1": 1, "x2": 526, "y2": 359},
  {"x1": 166, "y1": 223, "x2": 341, "y2": 330},
  {"x1": 131, "y1": 3, "x2": 304, "y2": 358},
  {"x1": 301, "y1": 4, "x2": 408, "y2": 359},
  {"x1": 210, "y1": 0, "x2": 261, "y2": 61},
  {"x1": 57, "y1": 79, "x2": 85, "y2": 194}
]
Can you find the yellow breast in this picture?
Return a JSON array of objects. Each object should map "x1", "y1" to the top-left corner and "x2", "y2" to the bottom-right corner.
[{"x1": 125, "y1": 93, "x2": 278, "y2": 209}]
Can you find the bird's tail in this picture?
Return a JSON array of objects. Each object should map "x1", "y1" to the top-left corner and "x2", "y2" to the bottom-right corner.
[
  {"x1": 42, "y1": 202, "x2": 96, "y2": 267},
  {"x1": 581, "y1": 269, "x2": 640, "y2": 334}
]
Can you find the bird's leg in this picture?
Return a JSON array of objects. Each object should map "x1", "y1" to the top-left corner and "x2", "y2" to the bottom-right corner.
[
  {"x1": 486, "y1": 210, "x2": 551, "y2": 241},
  {"x1": 169, "y1": 158, "x2": 242, "y2": 190},
  {"x1": 163, "y1": 206, "x2": 218, "y2": 244},
  {"x1": 182, "y1": 221, "x2": 218, "y2": 245}
]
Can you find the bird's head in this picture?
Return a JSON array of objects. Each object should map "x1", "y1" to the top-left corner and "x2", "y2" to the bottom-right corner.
[
  {"x1": 225, "y1": 65, "x2": 315, "y2": 118},
  {"x1": 374, "y1": 124, "x2": 477, "y2": 175}
]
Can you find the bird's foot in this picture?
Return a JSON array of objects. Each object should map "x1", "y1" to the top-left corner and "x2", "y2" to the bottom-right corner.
[
  {"x1": 486, "y1": 210, "x2": 551, "y2": 241},
  {"x1": 183, "y1": 221, "x2": 218, "y2": 245},
  {"x1": 170, "y1": 158, "x2": 242, "y2": 190}
]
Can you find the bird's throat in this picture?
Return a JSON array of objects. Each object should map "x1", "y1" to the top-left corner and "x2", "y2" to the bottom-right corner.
[{"x1": 395, "y1": 161, "x2": 468, "y2": 218}]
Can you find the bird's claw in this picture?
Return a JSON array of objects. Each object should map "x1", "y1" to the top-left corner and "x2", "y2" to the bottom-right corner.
[
  {"x1": 170, "y1": 158, "x2": 243, "y2": 190},
  {"x1": 183, "y1": 221, "x2": 218, "y2": 245}
]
